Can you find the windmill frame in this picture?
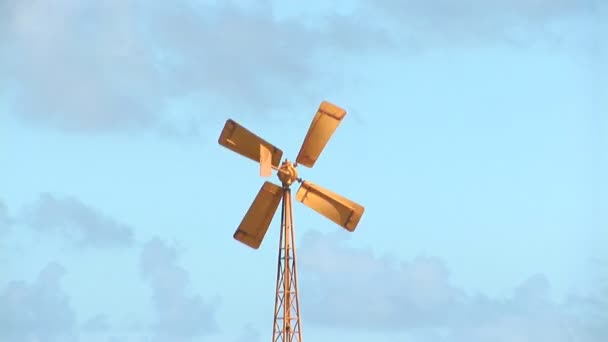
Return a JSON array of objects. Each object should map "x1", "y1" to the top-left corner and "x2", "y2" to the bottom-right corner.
[{"x1": 218, "y1": 101, "x2": 365, "y2": 341}]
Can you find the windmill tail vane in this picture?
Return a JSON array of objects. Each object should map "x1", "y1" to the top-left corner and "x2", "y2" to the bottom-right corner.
[{"x1": 217, "y1": 101, "x2": 365, "y2": 342}]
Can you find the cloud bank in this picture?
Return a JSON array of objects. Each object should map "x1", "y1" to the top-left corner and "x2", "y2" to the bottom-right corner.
[
  {"x1": 0, "y1": 0, "x2": 384, "y2": 135},
  {"x1": 140, "y1": 237, "x2": 219, "y2": 341},
  {"x1": 234, "y1": 323, "x2": 262, "y2": 342},
  {"x1": 0, "y1": 200, "x2": 13, "y2": 235},
  {"x1": 0, "y1": 237, "x2": 221, "y2": 341},
  {"x1": 0, "y1": 262, "x2": 77, "y2": 342},
  {"x1": 20, "y1": 193, "x2": 135, "y2": 249},
  {"x1": 1, "y1": 228, "x2": 604, "y2": 341},
  {"x1": 299, "y1": 231, "x2": 607, "y2": 341},
  {"x1": 366, "y1": 0, "x2": 601, "y2": 47},
  {"x1": 3, "y1": 1, "x2": 599, "y2": 137}
]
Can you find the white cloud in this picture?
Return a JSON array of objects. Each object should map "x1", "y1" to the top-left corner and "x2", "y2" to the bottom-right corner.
[
  {"x1": 0, "y1": 237, "x2": 222, "y2": 341},
  {"x1": 298, "y1": 230, "x2": 608, "y2": 341},
  {"x1": 140, "y1": 237, "x2": 219, "y2": 341},
  {"x1": 82, "y1": 313, "x2": 111, "y2": 332},
  {"x1": 20, "y1": 193, "x2": 135, "y2": 249},
  {"x1": 234, "y1": 323, "x2": 262, "y2": 342},
  {"x1": 0, "y1": 199, "x2": 13, "y2": 235},
  {"x1": 1, "y1": 0, "x2": 602, "y2": 137},
  {"x1": 0, "y1": 0, "x2": 386, "y2": 136},
  {"x1": 0, "y1": 262, "x2": 78, "y2": 342},
  {"x1": 364, "y1": 0, "x2": 601, "y2": 47}
]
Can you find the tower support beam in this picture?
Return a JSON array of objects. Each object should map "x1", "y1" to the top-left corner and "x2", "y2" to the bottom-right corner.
[{"x1": 272, "y1": 187, "x2": 303, "y2": 341}]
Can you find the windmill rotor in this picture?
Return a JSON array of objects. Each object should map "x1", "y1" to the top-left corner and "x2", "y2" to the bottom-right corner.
[{"x1": 217, "y1": 101, "x2": 365, "y2": 341}]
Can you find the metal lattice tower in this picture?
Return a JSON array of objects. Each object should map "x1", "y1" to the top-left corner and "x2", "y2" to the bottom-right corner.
[
  {"x1": 217, "y1": 101, "x2": 365, "y2": 341},
  {"x1": 272, "y1": 188, "x2": 302, "y2": 341}
]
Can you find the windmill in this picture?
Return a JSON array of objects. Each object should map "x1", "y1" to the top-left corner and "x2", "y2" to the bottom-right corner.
[{"x1": 218, "y1": 101, "x2": 365, "y2": 342}]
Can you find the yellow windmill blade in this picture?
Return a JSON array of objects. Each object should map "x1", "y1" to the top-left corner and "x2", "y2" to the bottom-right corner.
[
  {"x1": 295, "y1": 101, "x2": 346, "y2": 168},
  {"x1": 234, "y1": 181, "x2": 284, "y2": 249},
  {"x1": 219, "y1": 119, "x2": 283, "y2": 168},
  {"x1": 295, "y1": 180, "x2": 364, "y2": 232}
]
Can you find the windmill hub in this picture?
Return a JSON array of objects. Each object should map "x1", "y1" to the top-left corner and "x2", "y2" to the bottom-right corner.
[{"x1": 278, "y1": 159, "x2": 298, "y2": 186}]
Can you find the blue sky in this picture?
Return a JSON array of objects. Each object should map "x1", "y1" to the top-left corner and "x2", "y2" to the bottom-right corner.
[{"x1": 1, "y1": 0, "x2": 607, "y2": 341}]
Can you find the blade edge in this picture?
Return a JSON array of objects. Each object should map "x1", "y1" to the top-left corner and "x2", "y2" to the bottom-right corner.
[{"x1": 234, "y1": 181, "x2": 283, "y2": 249}]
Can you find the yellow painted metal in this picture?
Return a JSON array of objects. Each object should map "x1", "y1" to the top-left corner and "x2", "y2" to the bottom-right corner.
[
  {"x1": 272, "y1": 188, "x2": 303, "y2": 342},
  {"x1": 260, "y1": 144, "x2": 273, "y2": 177},
  {"x1": 295, "y1": 101, "x2": 346, "y2": 168},
  {"x1": 277, "y1": 160, "x2": 298, "y2": 186},
  {"x1": 233, "y1": 181, "x2": 283, "y2": 249},
  {"x1": 296, "y1": 181, "x2": 364, "y2": 232},
  {"x1": 219, "y1": 119, "x2": 283, "y2": 167},
  {"x1": 217, "y1": 101, "x2": 366, "y2": 342}
]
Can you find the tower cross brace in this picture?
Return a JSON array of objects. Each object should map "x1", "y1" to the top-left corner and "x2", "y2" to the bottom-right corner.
[{"x1": 272, "y1": 186, "x2": 303, "y2": 342}]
